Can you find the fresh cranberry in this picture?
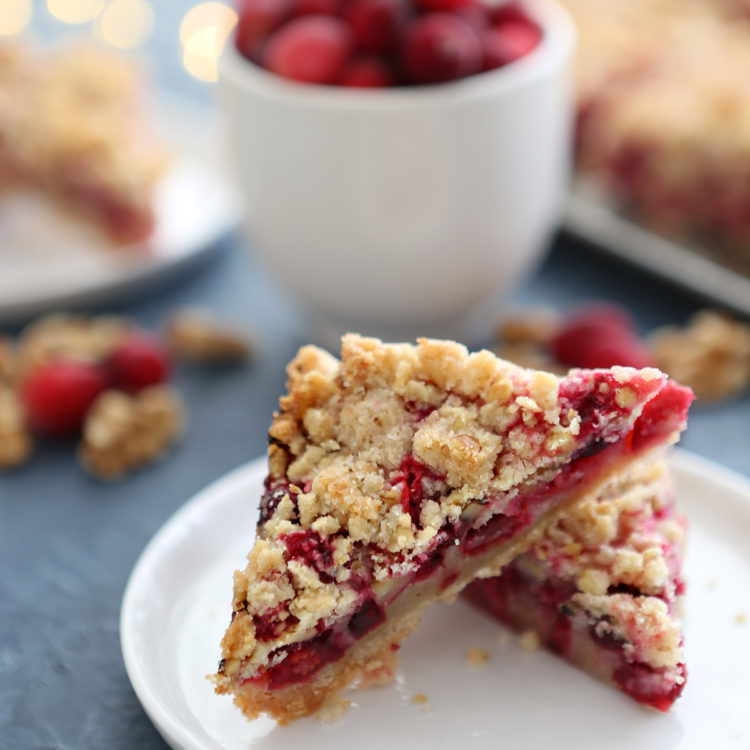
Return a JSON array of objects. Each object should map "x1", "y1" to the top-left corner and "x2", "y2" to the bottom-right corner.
[
  {"x1": 291, "y1": 0, "x2": 342, "y2": 16},
  {"x1": 482, "y1": 18, "x2": 541, "y2": 68},
  {"x1": 550, "y1": 304, "x2": 651, "y2": 369},
  {"x1": 21, "y1": 361, "x2": 107, "y2": 438},
  {"x1": 236, "y1": 0, "x2": 291, "y2": 59},
  {"x1": 106, "y1": 332, "x2": 171, "y2": 392},
  {"x1": 414, "y1": 0, "x2": 476, "y2": 11},
  {"x1": 453, "y1": 2, "x2": 491, "y2": 33},
  {"x1": 342, "y1": 0, "x2": 407, "y2": 54},
  {"x1": 400, "y1": 13, "x2": 482, "y2": 84},
  {"x1": 338, "y1": 56, "x2": 393, "y2": 87},
  {"x1": 490, "y1": 0, "x2": 531, "y2": 23},
  {"x1": 264, "y1": 15, "x2": 354, "y2": 83}
]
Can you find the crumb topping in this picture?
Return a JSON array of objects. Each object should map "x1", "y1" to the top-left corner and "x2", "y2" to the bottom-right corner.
[
  {"x1": 219, "y1": 335, "x2": 671, "y2": 678},
  {"x1": 78, "y1": 386, "x2": 184, "y2": 479},
  {"x1": 530, "y1": 459, "x2": 684, "y2": 597}
]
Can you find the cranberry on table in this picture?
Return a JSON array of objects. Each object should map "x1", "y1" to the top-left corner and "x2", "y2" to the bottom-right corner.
[
  {"x1": 338, "y1": 56, "x2": 393, "y2": 87},
  {"x1": 400, "y1": 13, "x2": 482, "y2": 84},
  {"x1": 264, "y1": 15, "x2": 355, "y2": 83},
  {"x1": 551, "y1": 305, "x2": 654, "y2": 370},
  {"x1": 21, "y1": 361, "x2": 107, "y2": 438},
  {"x1": 106, "y1": 332, "x2": 172, "y2": 393},
  {"x1": 342, "y1": 0, "x2": 408, "y2": 54}
]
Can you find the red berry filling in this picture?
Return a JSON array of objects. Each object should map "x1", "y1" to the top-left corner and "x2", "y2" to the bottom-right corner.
[{"x1": 466, "y1": 559, "x2": 686, "y2": 711}]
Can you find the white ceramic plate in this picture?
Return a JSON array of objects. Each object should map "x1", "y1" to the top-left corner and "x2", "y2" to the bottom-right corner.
[
  {"x1": 0, "y1": 94, "x2": 240, "y2": 324},
  {"x1": 121, "y1": 450, "x2": 750, "y2": 750}
]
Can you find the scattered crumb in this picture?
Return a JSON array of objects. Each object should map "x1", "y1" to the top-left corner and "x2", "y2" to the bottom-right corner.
[
  {"x1": 498, "y1": 631, "x2": 511, "y2": 647},
  {"x1": 0, "y1": 385, "x2": 33, "y2": 469},
  {"x1": 315, "y1": 698, "x2": 351, "y2": 723},
  {"x1": 520, "y1": 630, "x2": 541, "y2": 652},
  {"x1": 497, "y1": 308, "x2": 560, "y2": 346},
  {"x1": 735, "y1": 612, "x2": 747, "y2": 625},
  {"x1": 707, "y1": 579, "x2": 718, "y2": 590},
  {"x1": 78, "y1": 386, "x2": 184, "y2": 480},
  {"x1": 466, "y1": 647, "x2": 489, "y2": 666},
  {"x1": 411, "y1": 693, "x2": 432, "y2": 711},
  {"x1": 166, "y1": 308, "x2": 252, "y2": 364},
  {"x1": 648, "y1": 310, "x2": 750, "y2": 401}
]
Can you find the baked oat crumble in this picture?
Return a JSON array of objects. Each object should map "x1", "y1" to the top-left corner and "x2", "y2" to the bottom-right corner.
[
  {"x1": 79, "y1": 386, "x2": 184, "y2": 479},
  {"x1": 167, "y1": 309, "x2": 252, "y2": 364}
]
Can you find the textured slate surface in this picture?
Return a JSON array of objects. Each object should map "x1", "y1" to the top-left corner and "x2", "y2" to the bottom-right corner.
[{"x1": 2, "y1": 235, "x2": 749, "y2": 749}]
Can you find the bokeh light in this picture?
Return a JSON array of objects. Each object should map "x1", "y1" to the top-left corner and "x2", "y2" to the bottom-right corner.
[
  {"x1": 180, "y1": 2, "x2": 237, "y2": 82},
  {"x1": 0, "y1": 0, "x2": 32, "y2": 36},
  {"x1": 47, "y1": 0, "x2": 105, "y2": 24},
  {"x1": 93, "y1": 0, "x2": 154, "y2": 49}
]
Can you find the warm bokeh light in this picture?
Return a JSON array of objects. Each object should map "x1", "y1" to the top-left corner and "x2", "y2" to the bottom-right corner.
[
  {"x1": 0, "y1": 0, "x2": 32, "y2": 35},
  {"x1": 180, "y1": 2, "x2": 237, "y2": 47},
  {"x1": 180, "y1": 2, "x2": 237, "y2": 82},
  {"x1": 47, "y1": 0, "x2": 105, "y2": 24},
  {"x1": 93, "y1": 0, "x2": 154, "y2": 49}
]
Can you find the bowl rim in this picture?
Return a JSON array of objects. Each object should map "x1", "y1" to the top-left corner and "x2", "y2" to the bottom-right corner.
[{"x1": 219, "y1": 0, "x2": 577, "y2": 109}]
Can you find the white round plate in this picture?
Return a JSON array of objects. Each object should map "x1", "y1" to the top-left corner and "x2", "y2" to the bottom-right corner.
[
  {"x1": 121, "y1": 450, "x2": 750, "y2": 749},
  {"x1": 0, "y1": 94, "x2": 240, "y2": 324}
]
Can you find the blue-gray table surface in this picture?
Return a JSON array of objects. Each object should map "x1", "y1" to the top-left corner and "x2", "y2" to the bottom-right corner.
[
  {"x1": 3, "y1": 234, "x2": 749, "y2": 749},
  {"x1": 3, "y1": 12, "x2": 750, "y2": 746}
]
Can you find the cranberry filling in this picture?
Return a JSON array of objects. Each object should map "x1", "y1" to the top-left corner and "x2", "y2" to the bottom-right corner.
[
  {"x1": 258, "y1": 480, "x2": 299, "y2": 525},
  {"x1": 391, "y1": 455, "x2": 443, "y2": 527},
  {"x1": 283, "y1": 529, "x2": 335, "y2": 581},
  {"x1": 249, "y1": 597, "x2": 385, "y2": 689}
]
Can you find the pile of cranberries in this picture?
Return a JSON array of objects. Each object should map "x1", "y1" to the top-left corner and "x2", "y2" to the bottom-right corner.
[
  {"x1": 20, "y1": 332, "x2": 171, "y2": 439},
  {"x1": 234, "y1": 0, "x2": 542, "y2": 86}
]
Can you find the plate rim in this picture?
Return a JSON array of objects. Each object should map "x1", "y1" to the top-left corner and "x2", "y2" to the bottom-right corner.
[{"x1": 119, "y1": 448, "x2": 750, "y2": 750}]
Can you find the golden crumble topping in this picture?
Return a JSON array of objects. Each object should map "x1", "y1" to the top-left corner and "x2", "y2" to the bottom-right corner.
[
  {"x1": 219, "y1": 335, "x2": 672, "y2": 680},
  {"x1": 79, "y1": 386, "x2": 184, "y2": 479},
  {"x1": 166, "y1": 309, "x2": 252, "y2": 364},
  {"x1": 529, "y1": 459, "x2": 683, "y2": 597},
  {"x1": 0, "y1": 385, "x2": 32, "y2": 469}
]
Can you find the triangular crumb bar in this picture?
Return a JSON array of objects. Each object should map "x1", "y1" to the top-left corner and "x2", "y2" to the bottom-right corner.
[
  {"x1": 213, "y1": 335, "x2": 692, "y2": 723},
  {"x1": 465, "y1": 456, "x2": 687, "y2": 711}
]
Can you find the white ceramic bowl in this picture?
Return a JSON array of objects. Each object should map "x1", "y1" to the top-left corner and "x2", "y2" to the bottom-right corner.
[{"x1": 219, "y1": 1, "x2": 576, "y2": 345}]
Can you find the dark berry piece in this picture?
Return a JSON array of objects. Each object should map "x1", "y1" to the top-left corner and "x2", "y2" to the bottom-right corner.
[
  {"x1": 342, "y1": 0, "x2": 408, "y2": 54},
  {"x1": 400, "y1": 13, "x2": 482, "y2": 85},
  {"x1": 338, "y1": 56, "x2": 393, "y2": 87}
]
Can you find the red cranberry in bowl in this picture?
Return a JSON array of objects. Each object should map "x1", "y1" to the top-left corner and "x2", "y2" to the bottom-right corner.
[
  {"x1": 291, "y1": 0, "x2": 342, "y2": 16},
  {"x1": 338, "y1": 56, "x2": 393, "y2": 87},
  {"x1": 400, "y1": 13, "x2": 483, "y2": 84},
  {"x1": 342, "y1": 0, "x2": 408, "y2": 54},
  {"x1": 264, "y1": 15, "x2": 355, "y2": 83},
  {"x1": 236, "y1": 0, "x2": 292, "y2": 60}
]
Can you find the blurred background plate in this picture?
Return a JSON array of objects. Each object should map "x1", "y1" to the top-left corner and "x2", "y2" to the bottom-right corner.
[
  {"x1": 564, "y1": 181, "x2": 750, "y2": 319},
  {"x1": 0, "y1": 92, "x2": 240, "y2": 325}
]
